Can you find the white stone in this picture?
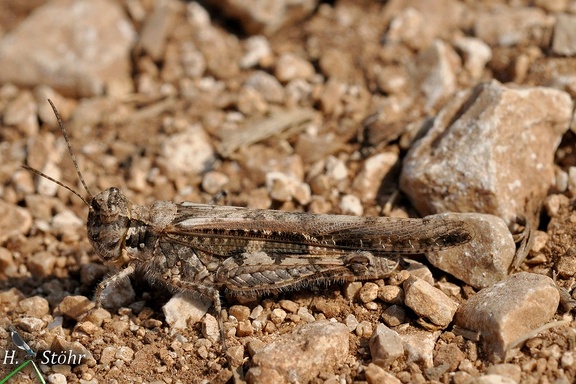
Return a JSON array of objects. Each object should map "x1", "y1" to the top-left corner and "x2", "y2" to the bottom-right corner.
[{"x1": 163, "y1": 293, "x2": 211, "y2": 330}]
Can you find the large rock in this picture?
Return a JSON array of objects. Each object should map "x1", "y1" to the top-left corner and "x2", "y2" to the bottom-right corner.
[
  {"x1": 0, "y1": 0, "x2": 136, "y2": 97},
  {"x1": 454, "y1": 272, "x2": 559, "y2": 362},
  {"x1": 246, "y1": 320, "x2": 349, "y2": 383},
  {"x1": 400, "y1": 80, "x2": 572, "y2": 227},
  {"x1": 425, "y1": 213, "x2": 516, "y2": 288}
]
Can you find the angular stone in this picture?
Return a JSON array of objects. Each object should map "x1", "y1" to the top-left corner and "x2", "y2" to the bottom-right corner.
[
  {"x1": 408, "y1": 39, "x2": 460, "y2": 111},
  {"x1": 275, "y1": 53, "x2": 315, "y2": 82},
  {"x1": 339, "y1": 194, "x2": 363, "y2": 216},
  {"x1": 425, "y1": 213, "x2": 515, "y2": 288},
  {"x1": 401, "y1": 329, "x2": 440, "y2": 368},
  {"x1": 278, "y1": 300, "x2": 298, "y2": 314},
  {"x1": 369, "y1": 323, "x2": 404, "y2": 367},
  {"x1": 244, "y1": 71, "x2": 285, "y2": 104},
  {"x1": 344, "y1": 282, "x2": 363, "y2": 300},
  {"x1": 0, "y1": 201, "x2": 32, "y2": 243},
  {"x1": 401, "y1": 81, "x2": 572, "y2": 227},
  {"x1": 115, "y1": 346, "x2": 135, "y2": 363},
  {"x1": 552, "y1": 13, "x2": 576, "y2": 56},
  {"x1": 202, "y1": 313, "x2": 220, "y2": 343},
  {"x1": 297, "y1": 307, "x2": 315, "y2": 323},
  {"x1": 201, "y1": 171, "x2": 229, "y2": 195},
  {"x1": 365, "y1": 363, "x2": 402, "y2": 384},
  {"x1": 0, "y1": 247, "x2": 17, "y2": 277},
  {"x1": 0, "y1": 288, "x2": 25, "y2": 311},
  {"x1": 16, "y1": 296, "x2": 50, "y2": 318},
  {"x1": 56, "y1": 296, "x2": 94, "y2": 321},
  {"x1": 82, "y1": 307, "x2": 112, "y2": 327},
  {"x1": 474, "y1": 6, "x2": 552, "y2": 47},
  {"x1": 265, "y1": 171, "x2": 310, "y2": 204},
  {"x1": 454, "y1": 272, "x2": 560, "y2": 362},
  {"x1": 3, "y1": 90, "x2": 38, "y2": 137},
  {"x1": 453, "y1": 37, "x2": 492, "y2": 80},
  {"x1": 228, "y1": 305, "x2": 251, "y2": 322},
  {"x1": 378, "y1": 285, "x2": 404, "y2": 304},
  {"x1": 159, "y1": 123, "x2": 215, "y2": 178},
  {"x1": 163, "y1": 293, "x2": 211, "y2": 330},
  {"x1": 269, "y1": 308, "x2": 287, "y2": 325},
  {"x1": 344, "y1": 314, "x2": 359, "y2": 332},
  {"x1": 52, "y1": 210, "x2": 83, "y2": 242},
  {"x1": 26, "y1": 251, "x2": 57, "y2": 278},
  {"x1": 246, "y1": 321, "x2": 348, "y2": 383},
  {"x1": 137, "y1": 0, "x2": 176, "y2": 61},
  {"x1": 240, "y1": 35, "x2": 272, "y2": 68},
  {"x1": 433, "y1": 343, "x2": 465, "y2": 371},
  {"x1": 381, "y1": 305, "x2": 406, "y2": 327},
  {"x1": 352, "y1": 152, "x2": 398, "y2": 203},
  {"x1": 18, "y1": 317, "x2": 45, "y2": 333},
  {"x1": 355, "y1": 321, "x2": 373, "y2": 338},
  {"x1": 405, "y1": 259, "x2": 434, "y2": 285},
  {"x1": 100, "y1": 277, "x2": 135, "y2": 309},
  {"x1": 383, "y1": 0, "x2": 465, "y2": 49},
  {"x1": 403, "y1": 276, "x2": 458, "y2": 328}
]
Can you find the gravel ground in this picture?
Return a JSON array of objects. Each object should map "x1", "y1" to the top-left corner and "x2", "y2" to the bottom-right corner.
[{"x1": 1, "y1": 0, "x2": 576, "y2": 383}]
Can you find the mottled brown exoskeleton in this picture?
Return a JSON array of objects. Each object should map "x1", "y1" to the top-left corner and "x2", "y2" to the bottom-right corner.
[{"x1": 25, "y1": 100, "x2": 475, "y2": 347}]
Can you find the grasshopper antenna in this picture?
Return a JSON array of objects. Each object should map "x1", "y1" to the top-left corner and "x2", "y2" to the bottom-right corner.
[{"x1": 22, "y1": 99, "x2": 94, "y2": 212}]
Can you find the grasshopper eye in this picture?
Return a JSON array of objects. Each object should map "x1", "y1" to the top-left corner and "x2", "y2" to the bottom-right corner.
[{"x1": 92, "y1": 187, "x2": 130, "y2": 224}]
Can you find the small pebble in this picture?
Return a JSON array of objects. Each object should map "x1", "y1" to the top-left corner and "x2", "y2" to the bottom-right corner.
[
  {"x1": 403, "y1": 276, "x2": 458, "y2": 328},
  {"x1": 237, "y1": 320, "x2": 254, "y2": 337},
  {"x1": 358, "y1": 282, "x2": 379, "y2": 303},
  {"x1": 250, "y1": 305, "x2": 264, "y2": 319},
  {"x1": 27, "y1": 251, "x2": 57, "y2": 278},
  {"x1": 381, "y1": 305, "x2": 406, "y2": 327},
  {"x1": 240, "y1": 35, "x2": 272, "y2": 68},
  {"x1": 275, "y1": 53, "x2": 315, "y2": 82},
  {"x1": 228, "y1": 305, "x2": 250, "y2": 322},
  {"x1": 270, "y1": 308, "x2": 287, "y2": 324},
  {"x1": 202, "y1": 313, "x2": 220, "y2": 343},
  {"x1": 57, "y1": 296, "x2": 94, "y2": 321},
  {"x1": 297, "y1": 307, "x2": 315, "y2": 323},
  {"x1": 378, "y1": 285, "x2": 405, "y2": 304},
  {"x1": 279, "y1": 300, "x2": 299, "y2": 314},
  {"x1": 201, "y1": 171, "x2": 229, "y2": 195},
  {"x1": 163, "y1": 293, "x2": 210, "y2": 330},
  {"x1": 47, "y1": 373, "x2": 67, "y2": 384},
  {"x1": 355, "y1": 321, "x2": 373, "y2": 338},
  {"x1": 18, "y1": 317, "x2": 45, "y2": 332},
  {"x1": 369, "y1": 323, "x2": 404, "y2": 367},
  {"x1": 345, "y1": 314, "x2": 358, "y2": 332},
  {"x1": 16, "y1": 296, "x2": 49, "y2": 318},
  {"x1": 115, "y1": 346, "x2": 134, "y2": 363},
  {"x1": 343, "y1": 282, "x2": 363, "y2": 300},
  {"x1": 339, "y1": 194, "x2": 363, "y2": 216}
]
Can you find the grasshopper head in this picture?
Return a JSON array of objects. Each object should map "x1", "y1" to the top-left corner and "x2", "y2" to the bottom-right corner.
[{"x1": 87, "y1": 187, "x2": 131, "y2": 264}]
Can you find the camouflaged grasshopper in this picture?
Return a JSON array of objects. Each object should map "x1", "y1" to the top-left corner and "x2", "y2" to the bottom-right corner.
[{"x1": 24, "y1": 100, "x2": 475, "y2": 345}]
